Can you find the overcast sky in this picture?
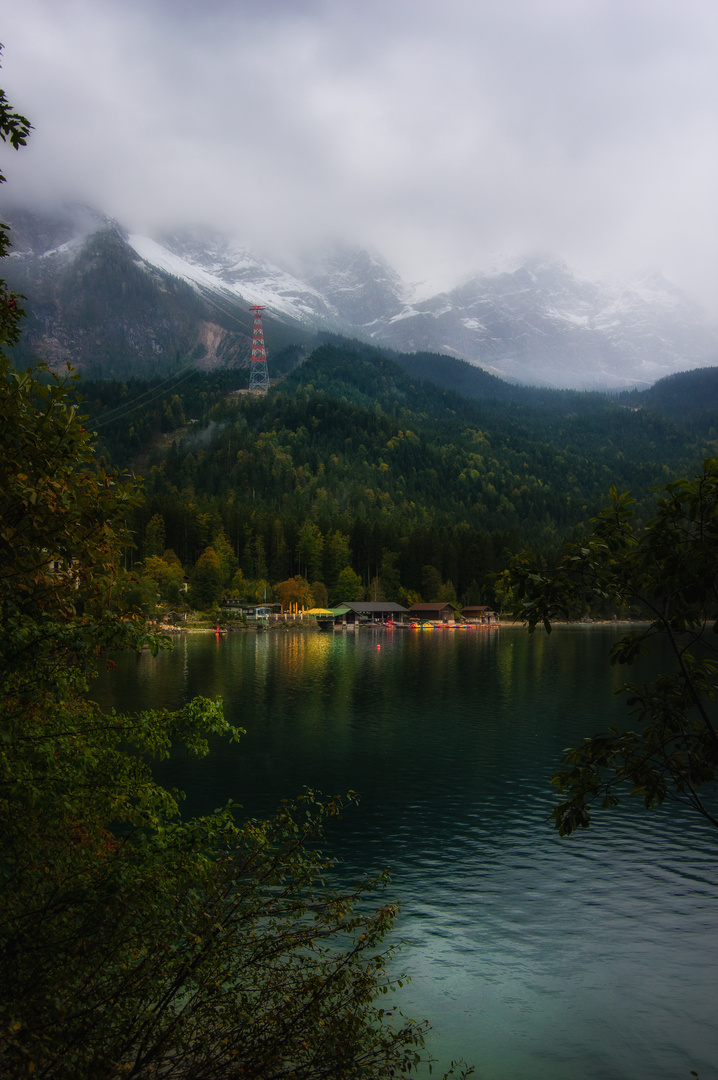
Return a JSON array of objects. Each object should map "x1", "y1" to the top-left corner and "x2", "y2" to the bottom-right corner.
[{"x1": 2, "y1": 0, "x2": 718, "y2": 309}]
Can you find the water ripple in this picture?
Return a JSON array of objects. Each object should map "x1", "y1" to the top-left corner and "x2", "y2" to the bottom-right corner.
[{"x1": 95, "y1": 627, "x2": 718, "y2": 1080}]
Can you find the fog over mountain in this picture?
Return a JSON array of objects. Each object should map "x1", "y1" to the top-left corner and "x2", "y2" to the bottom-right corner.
[
  {"x1": 4, "y1": 204, "x2": 717, "y2": 389},
  {"x1": 3, "y1": 1, "x2": 718, "y2": 318}
]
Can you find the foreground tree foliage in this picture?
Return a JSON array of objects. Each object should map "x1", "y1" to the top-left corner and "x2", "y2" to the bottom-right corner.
[
  {"x1": 0, "y1": 306, "x2": 456, "y2": 1080},
  {"x1": 0, "y1": 363, "x2": 453, "y2": 1080},
  {"x1": 0, "y1": 67, "x2": 465, "y2": 1080},
  {"x1": 503, "y1": 459, "x2": 718, "y2": 836}
]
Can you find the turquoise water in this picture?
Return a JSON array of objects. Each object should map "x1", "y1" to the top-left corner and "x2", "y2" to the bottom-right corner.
[{"x1": 93, "y1": 626, "x2": 718, "y2": 1080}]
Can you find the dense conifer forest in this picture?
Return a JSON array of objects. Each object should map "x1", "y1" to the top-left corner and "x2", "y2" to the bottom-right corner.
[{"x1": 71, "y1": 339, "x2": 717, "y2": 611}]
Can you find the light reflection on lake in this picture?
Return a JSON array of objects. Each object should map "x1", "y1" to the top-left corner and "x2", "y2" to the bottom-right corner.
[{"x1": 93, "y1": 626, "x2": 718, "y2": 1080}]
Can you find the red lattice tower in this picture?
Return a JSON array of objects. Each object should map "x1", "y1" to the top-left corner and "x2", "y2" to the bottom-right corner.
[{"x1": 248, "y1": 305, "x2": 270, "y2": 394}]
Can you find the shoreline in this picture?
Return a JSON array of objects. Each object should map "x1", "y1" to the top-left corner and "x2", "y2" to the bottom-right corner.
[{"x1": 153, "y1": 618, "x2": 650, "y2": 635}]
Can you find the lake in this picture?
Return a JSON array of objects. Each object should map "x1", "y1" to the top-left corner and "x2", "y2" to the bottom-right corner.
[{"x1": 93, "y1": 625, "x2": 718, "y2": 1080}]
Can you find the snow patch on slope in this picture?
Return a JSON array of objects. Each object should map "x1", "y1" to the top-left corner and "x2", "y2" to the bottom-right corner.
[{"x1": 128, "y1": 234, "x2": 336, "y2": 324}]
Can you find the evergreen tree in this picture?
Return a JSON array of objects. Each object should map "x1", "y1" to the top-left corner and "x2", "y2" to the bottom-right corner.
[
  {"x1": 211, "y1": 527, "x2": 239, "y2": 587},
  {"x1": 334, "y1": 566, "x2": 363, "y2": 604},
  {"x1": 191, "y1": 546, "x2": 224, "y2": 608},
  {"x1": 298, "y1": 521, "x2": 324, "y2": 582},
  {"x1": 325, "y1": 530, "x2": 352, "y2": 592},
  {"x1": 421, "y1": 565, "x2": 443, "y2": 602},
  {"x1": 253, "y1": 533, "x2": 268, "y2": 582},
  {"x1": 145, "y1": 512, "x2": 166, "y2": 557},
  {"x1": 379, "y1": 550, "x2": 401, "y2": 602}
]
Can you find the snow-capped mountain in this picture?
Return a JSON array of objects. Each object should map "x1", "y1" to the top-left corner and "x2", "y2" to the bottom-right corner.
[
  {"x1": 297, "y1": 243, "x2": 408, "y2": 328},
  {"x1": 370, "y1": 257, "x2": 718, "y2": 389},
  {"x1": 136, "y1": 227, "x2": 341, "y2": 327},
  {"x1": 4, "y1": 205, "x2": 717, "y2": 389}
]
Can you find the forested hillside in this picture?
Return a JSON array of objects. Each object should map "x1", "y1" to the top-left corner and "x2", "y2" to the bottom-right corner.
[
  {"x1": 74, "y1": 340, "x2": 716, "y2": 610},
  {"x1": 619, "y1": 366, "x2": 718, "y2": 439}
]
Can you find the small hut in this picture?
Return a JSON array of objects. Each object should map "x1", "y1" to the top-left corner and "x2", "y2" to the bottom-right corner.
[
  {"x1": 461, "y1": 605, "x2": 498, "y2": 625},
  {"x1": 407, "y1": 602, "x2": 457, "y2": 623}
]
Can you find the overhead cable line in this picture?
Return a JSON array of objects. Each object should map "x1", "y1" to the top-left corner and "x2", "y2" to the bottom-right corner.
[
  {"x1": 194, "y1": 283, "x2": 257, "y2": 330},
  {"x1": 91, "y1": 365, "x2": 201, "y2": 430},
  {"x1": 86, "y1": 361, "x2": 197, "y2": 423},
  {"x1": 86, "y1": 284, "x2": 256, "y2": 430}
]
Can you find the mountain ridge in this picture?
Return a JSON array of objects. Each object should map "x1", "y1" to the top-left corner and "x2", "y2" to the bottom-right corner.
[{"x1": 4, "y1": 202, "x2": 717, "y2": 389}]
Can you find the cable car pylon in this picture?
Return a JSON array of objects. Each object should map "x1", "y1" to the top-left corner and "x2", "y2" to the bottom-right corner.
[{"x1": 248, "y1": 305, "x2": 270, "y2": 394}]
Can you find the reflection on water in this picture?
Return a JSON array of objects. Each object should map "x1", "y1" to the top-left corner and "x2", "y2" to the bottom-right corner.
[{"x1": 93, "y1": 627, "x2": 718, "y2": 1080}]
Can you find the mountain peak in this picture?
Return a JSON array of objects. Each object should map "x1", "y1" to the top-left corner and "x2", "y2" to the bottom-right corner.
[
  {"x1": 3, "y1": 203, "x2": 717, "y2": 389},
  {"x1": 296, "y1": 241, "x2": 408, "y2": 327}
]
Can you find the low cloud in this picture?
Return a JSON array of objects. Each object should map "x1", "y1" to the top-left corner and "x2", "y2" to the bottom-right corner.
[{"x1": 3, "y1": 0, "x2": 718, "y2": 312}]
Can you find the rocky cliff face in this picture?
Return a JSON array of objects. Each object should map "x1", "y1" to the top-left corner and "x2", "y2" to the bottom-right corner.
[
  {"x1": 4, "y1": 205, "x2": 717, "y2": 388},
  {"x1": 3, "y1": 212, "x2": 256, "y2": 378}
]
